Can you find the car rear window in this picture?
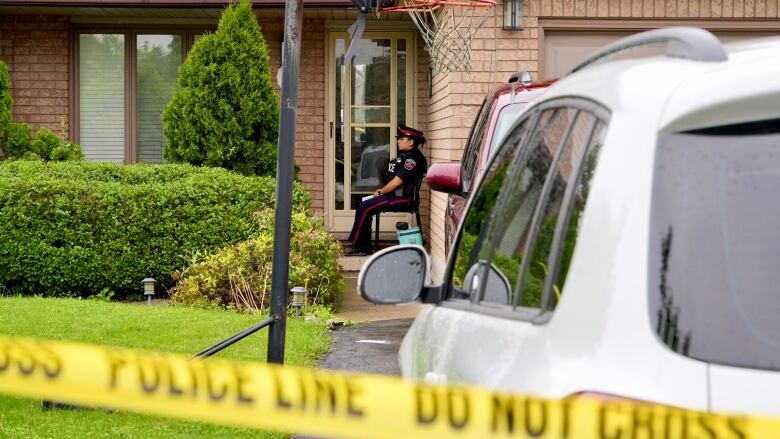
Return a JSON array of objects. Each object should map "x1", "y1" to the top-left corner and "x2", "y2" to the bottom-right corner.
[{"x1": 649, "y1": 118, "x2": 780, "y2": 371}]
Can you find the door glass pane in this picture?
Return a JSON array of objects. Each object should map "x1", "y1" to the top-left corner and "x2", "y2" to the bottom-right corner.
[
  {"x1": 335, "y1": 39, "x2": 345, "y2": 210},
  {"x1": 397, "y1": 39, "x2": 407, "y2": 126},
  {"x1": 548, "y1": 120, "x2": 606, "y2": 309},
  {"x1": 484, "y1": 108, "x2": 574, "y2": 307},
  {"x1": 351, "y1": 39, "x2": 391, "y2": 107},
  {"x1": 451, "y1": 118, "x2": 531, "y2": 299},
  {"x1": 352, "y1": 107, "x2": 390, "y2": 124},
  {"x1": 79, "y1": 34, "x2": 125, "y2": 163},
  {"x1": 137, "y1": 34, "x2": 182, "y2": 164},
  {"x1": 351, "y1": 127, "x2": 390, "y2": 196}
]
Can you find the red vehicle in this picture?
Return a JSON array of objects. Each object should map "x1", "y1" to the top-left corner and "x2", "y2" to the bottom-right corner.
[{"x1": 427, "y1": 71, "x2": 554, "y2": 254}]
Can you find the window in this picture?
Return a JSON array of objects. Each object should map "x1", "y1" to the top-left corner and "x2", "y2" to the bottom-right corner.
[
  {"x1": 461, "y1": 97, "x2": 493, "y2": 191},
  {"x1": 449, "y1": 101, "x2": 608, "y2": 316},
  {"x1": 649, "y1": 118, "x2": 780, "y2": 371},
  {"x1": 77, "y1": 29, "x2": 209, "y2": 163}
]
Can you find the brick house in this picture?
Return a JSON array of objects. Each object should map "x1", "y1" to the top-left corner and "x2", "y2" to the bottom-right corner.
[{"x1": 1, "y1": 0, "x2": 779, "y2": 280}]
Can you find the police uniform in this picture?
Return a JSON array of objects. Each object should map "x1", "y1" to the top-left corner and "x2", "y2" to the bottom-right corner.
[{"x1": 348, "y1": 125, "x2": 428, "y2": 253}]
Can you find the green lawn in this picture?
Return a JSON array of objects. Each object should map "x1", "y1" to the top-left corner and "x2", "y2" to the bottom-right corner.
[{"x1": 0, "y1": 297, "x2": 331, "y2": 438}]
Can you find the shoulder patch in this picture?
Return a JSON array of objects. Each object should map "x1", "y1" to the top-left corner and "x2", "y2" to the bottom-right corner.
[{"x1": 404, "y1": 159, "x2": 416, "y2": 170}]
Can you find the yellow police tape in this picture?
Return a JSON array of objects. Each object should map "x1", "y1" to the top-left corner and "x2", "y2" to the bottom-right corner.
[{"x1": 0, "y1": 334, "x2": 777, "y2": 438}]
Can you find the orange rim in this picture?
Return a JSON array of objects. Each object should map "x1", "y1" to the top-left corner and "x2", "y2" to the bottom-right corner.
[{"x1": 378, "y1": 0, "x2": 495, "y2": 12}]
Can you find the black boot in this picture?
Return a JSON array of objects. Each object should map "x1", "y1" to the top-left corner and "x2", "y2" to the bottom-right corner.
[{"x1": 346, "y1": 245, "x2": 372, "y2": 256}]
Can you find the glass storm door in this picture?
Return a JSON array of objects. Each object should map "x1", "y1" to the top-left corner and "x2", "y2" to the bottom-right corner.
[{"x1": 327, "y1": 31, "x2": 415, "y2": 232}]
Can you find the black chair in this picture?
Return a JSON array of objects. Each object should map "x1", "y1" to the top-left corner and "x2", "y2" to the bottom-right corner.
[{"x1": 374, "y1": 178, "x2": 424, "y2": 253}]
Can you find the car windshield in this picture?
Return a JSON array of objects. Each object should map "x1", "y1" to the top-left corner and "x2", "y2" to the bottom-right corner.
[
  {"x1": 489, "y1": 102, "x2": 526, "y2": 157},
  {"x1": 649, "y1": 118, "x2": 780, "y2": 371}
]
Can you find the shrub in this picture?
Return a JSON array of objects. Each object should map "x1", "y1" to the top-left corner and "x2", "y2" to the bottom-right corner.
[
  {"x1": 2, "y1": 123, "x2": 32, "y2": 158},
  {"x1": 31, "y1": 128, "x2": 62, "y2": 160},
  {"x1": 0, "y1": 61, "x2": 11, "y2": 143},
  {"x1": 162, "y1": 0, "x2": 279, "y2": 177},
  {"x1": 0, "y1": 161, "x2": 311, "y2": 299},
  {"x1": 171, "y1": 210, "x2": 344, "y2": 312},
  {"x1": 50, "y1": 141, "x2": 84, "y2": 161}
]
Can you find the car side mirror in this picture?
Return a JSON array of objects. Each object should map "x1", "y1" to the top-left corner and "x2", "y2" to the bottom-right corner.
[
  {"x1": 463, "y1": 261, "x2": 511, "y2": 304},
  {"x1": 426, "y1": 163, "x2": 463, "y2": 194},
  {"x1": 359, "y1": 245, "x2": 428, "y2": 304}
]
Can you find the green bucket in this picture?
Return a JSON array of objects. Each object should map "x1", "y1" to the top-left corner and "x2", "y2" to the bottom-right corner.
[{"x1": 396, "y1": 222, "x2": 423, "y2": 246}]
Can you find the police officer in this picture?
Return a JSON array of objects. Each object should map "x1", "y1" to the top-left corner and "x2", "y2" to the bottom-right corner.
[{"x1": 347, "y1": 124, "x2": 428, "y2": 256}]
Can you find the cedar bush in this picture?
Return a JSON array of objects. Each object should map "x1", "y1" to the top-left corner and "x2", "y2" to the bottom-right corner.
[
  {"x1": 0, "y1": 161, "x2": 311, "y2": 298},
  {"x1": 162, "y1": 0, "x2": 279, "y2": 176},
  {"x1": 1, "y1": 124, "x2": 83, "y2": 162},
  {"x1": 0, "y1": 60, "x2": 11, "y2": 144},
  {"x1": 170, "y1": 211, "x2": 344, "y2": 312},
  {"x1": 2, "y1": 123, "x2": 32, "y2": 158},
  {"x1": 31, "y1": 128, "x2": 61, "y2": 160}
]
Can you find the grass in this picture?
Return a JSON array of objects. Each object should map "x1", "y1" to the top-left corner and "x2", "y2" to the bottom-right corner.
[{"x1": 0, "y1": 297, "x2": 332, "y2": 438}]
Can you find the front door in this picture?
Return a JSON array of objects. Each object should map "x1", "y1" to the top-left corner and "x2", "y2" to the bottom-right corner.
[{"x1": 326, "y1": 31, "x2": 416, "y2": 233}]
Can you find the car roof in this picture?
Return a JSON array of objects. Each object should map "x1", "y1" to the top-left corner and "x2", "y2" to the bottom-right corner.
[{"x1": 538, "y1": 35, "x2": 780, "y2": 132}]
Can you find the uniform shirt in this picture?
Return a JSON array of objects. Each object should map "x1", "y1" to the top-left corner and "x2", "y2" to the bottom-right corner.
[{"x1": 381, "y1": 147, "x2": 428, "y2": 198}]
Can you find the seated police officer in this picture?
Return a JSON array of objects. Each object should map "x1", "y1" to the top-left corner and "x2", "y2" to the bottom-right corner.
[{"x1": 347, "y1": 124, "x2": 428, "y2": 256}]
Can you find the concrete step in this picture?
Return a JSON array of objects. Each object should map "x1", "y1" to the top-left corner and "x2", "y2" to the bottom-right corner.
[{"x1": 334, "y1": 273, "x2": 423, "y2": 323}]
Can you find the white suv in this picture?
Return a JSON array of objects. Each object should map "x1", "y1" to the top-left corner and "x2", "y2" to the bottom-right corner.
[{"x1": 358, "y1": 27, "x2": 780, "y2": 418}]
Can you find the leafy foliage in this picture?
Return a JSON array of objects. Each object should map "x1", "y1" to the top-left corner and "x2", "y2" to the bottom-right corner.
[
  {"x1": 2, "y1": 123, "x2": 32, "y2": 158},
  {"x1": 171, "y1": 210, "x2": 344, "y2": 312},
  {"x1": 162, "y1": 0, "x2": 280, "y2": 176},
  {"x1": 1, "y1": 124, "x2": 83, "y2": 162},
  {"x1": 31, "y1": 128, "x2": 61, "y2": 160},
  {"x1": 0, "y1": 61, "x2": 11, "y2": 145},
  {"x1": 0, "y1": 161, "x2": 311, "y2": 298},
  {"x1": 49, "y1": 141, "x2": 84, "y2": 161}
]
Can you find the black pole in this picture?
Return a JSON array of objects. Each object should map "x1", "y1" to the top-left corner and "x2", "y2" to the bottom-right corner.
[{"x1": 267, "y1": 0, "x2": 304, "y2": 364}]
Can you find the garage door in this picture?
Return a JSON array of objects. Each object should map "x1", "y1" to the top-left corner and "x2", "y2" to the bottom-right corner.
[{"x1": 543, "y1": 30, "x2": 780, "y2": 79}]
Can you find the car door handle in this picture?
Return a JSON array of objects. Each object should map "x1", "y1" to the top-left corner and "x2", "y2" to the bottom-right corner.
[{"x1": 424, "y1": 371, "x2": 447, "y2": 385}]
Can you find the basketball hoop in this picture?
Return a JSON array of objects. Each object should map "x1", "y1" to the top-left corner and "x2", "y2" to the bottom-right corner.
[{"x1": 379, "y1": 0, "x2": 495, "y2": 74}]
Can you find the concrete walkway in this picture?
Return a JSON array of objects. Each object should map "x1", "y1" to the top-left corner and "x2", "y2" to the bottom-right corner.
[{"x1": 335, "y1": 256, "x2": 423, "y2": 323}]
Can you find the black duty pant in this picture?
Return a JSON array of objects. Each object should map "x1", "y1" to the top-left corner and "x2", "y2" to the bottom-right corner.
[{"x1": 348, "y1": 194, "x2": 411, "y2": 248}]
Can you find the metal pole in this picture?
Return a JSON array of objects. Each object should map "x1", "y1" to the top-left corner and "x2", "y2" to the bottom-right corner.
[
  {"x1": 194, "y1": 315, "x2": 278, "y2": 359},
  {"x1": 267, "y1": 0, "x2": 304, "y2": 364}
]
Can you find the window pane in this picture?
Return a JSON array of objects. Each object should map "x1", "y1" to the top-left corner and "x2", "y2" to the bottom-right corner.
[
  {"x1": 80, "y1": 34, "x2": 125, "y2": 163},
  {"x1": 460, "y1": 98, "x2": 492, "y2": 191},
  {"x1": 350, "y1": 126, "x2": 390, "y2": 195},
  {"x1": 511, "y1": 109, "x2": 587, "y2": 308},
  {"x1": 335, "y1": 39, "x2": 345, "y2": 210},
  {"x1": 650, "y1": 120, "x2": 780, "y2": 370},
  {"x1": 397, "y1": 39, "x2": 407, "y2": 126},
  {"x1": 450, "y1": 117, "x2": 531, "y2": 301},
  {"x1": 547, "y1": 120, "x2": 605, "y2": 309},
  {"x1": 137, "y1": 34, "x2": 182, "y2": 164},
  {"x1": 473, "y1": 109, "x2": 572, "y2": 306},
  {"x1": 351, "y1": 39, "x2": 391, "y2": 107},
  {"x1": 352, "y1": 107, "x2": 390, "y2": 124}
]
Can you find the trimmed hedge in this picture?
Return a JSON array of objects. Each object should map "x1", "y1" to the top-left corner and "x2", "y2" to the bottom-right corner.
[{"x1": 0, "y1": 161, "x2": 310, "y2": 298}]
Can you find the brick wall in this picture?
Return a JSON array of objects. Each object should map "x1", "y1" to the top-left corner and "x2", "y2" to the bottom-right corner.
[
  {"x1": 0, "y1": 15, "x2": 70, "y2": 137},
  {"x1": 262, "y1": 18, "x2": 327, "y2": 214},
  {"x1": 424, "y1": 0, "x2": 780, "y2": 279}
]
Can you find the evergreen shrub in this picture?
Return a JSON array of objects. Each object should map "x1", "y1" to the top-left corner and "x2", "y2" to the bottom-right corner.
[
  {"x1": 0, "y1": 61, "x2": 11, "y2": 143},
  {"x1": 162, "y1": 0, "x2": 279, "y2": 176},
  {"x1": 2, "y1": 123, "x2": 32, "y2": 158},
  {"x1": 0, "y1": 161, "x2": 310, "y2": 298}
]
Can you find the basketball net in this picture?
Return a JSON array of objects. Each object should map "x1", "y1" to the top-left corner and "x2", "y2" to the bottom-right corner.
[{"x1": 380, "y1": 0, "x2": 496, "y2": 74}]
